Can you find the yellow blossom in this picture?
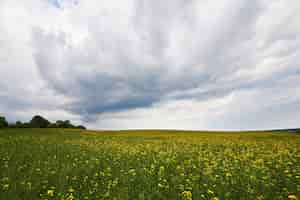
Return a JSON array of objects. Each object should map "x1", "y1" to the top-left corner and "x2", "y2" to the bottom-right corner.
[
  {"x1": 181, "y1": 191, "x2": 192, "y2": 200},
  {"x1": 288, "y1": 195, "x2": 298, "y2": 200},
  {"x1": 68, "y1": 188, "x2": 75, "y2": 193},
  {"x1": 47, "y1": 189, "x2": 54, "y2": 197},
  {"x1": 2, "y1": 184, "x2": 9, "y2": 190}
]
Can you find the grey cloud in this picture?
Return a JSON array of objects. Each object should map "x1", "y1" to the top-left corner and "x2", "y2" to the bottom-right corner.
[
  {"x1": 31, "y1": 0, "x2": 300, "y2": 121},
  {"x1": 1, "y1": 0, "x2": 300, "y2": 129}
]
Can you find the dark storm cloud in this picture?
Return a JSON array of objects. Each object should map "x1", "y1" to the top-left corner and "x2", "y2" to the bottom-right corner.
[{"x1": 31, "y1": 25, "x2": 215, "y2": 118}]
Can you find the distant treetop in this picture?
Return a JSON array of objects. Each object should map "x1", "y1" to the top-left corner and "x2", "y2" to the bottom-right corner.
[
  {"x1": 30, "y1": 115, "x2": 50, "y2": 128},
  {"x1": 0, "y1": 115, "x2": 86, "y2": 130},
  {"x1": 0, "y1": 116, "x2": 8, "y2": 128}
]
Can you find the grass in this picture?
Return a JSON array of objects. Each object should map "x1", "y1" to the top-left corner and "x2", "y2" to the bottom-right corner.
[{"x1": 0, "y1": 128, "x2": 299, "y2": 200}]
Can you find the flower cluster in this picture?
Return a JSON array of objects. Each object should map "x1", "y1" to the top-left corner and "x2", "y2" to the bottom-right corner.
[{"x1": 0, "y1": 129, "x2": 299, "y2": 199}]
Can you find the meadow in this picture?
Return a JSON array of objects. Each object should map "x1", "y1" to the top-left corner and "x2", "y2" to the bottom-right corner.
[{"x1": 0, "y1": 129, "x2": 299, "y2": 200}]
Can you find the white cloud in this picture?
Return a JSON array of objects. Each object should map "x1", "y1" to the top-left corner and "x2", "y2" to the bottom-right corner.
[{"x1": 0, "y1": 0, "x2": 299, "y2": 129}]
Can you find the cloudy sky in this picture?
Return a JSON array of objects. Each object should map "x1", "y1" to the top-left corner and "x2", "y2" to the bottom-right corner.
[{"x1": 0, "y1": 0, "x2": 299, "y2": 130}]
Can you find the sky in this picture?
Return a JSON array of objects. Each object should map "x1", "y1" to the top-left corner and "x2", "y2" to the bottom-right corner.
[{"x1": 0, "y1": 0, "x2": 300, "y2": 130}]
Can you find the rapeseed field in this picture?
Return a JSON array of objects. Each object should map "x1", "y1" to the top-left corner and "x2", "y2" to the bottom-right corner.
[{"x1": 0, "y1": 129, "x2": 299, "y2": 200}]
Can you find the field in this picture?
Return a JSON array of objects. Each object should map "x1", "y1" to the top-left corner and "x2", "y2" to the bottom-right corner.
[{"x1": 0, "y1": 129, "x2": 299, "y2": 200}]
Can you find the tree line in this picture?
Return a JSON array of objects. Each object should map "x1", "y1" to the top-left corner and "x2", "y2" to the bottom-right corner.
[{"x1": 0, "y1": 115, "x2": 86, "y2": 129}]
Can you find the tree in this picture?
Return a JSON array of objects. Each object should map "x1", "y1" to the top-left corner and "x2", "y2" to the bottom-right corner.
[
  {"x1": 22, "y1": 122, "x2": 31, "y2": 128},
  {"x1": 0, "y1": 116, "x2": 8, "y2": 128},
  {"x1": 56, "y1": 120, "x2": 74, "y2": 128},
  {"x1": 30, "y1": 115, "x2": 50, "y2": 128},
  {"x1": 47, "y1": 123, "x2": 57, "y2": 128},
  {"x1": 55, "y1": 120, "x2": 64, "y2": 128},
  {"x1": 16, "y1": 121, "x2": 23, "y2": 128},
  {"x1": 77, "y1": 125, "x2": 86, "y2": 130}
]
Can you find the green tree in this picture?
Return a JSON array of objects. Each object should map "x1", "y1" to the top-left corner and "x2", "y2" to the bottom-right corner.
[
  {"x1": 77, "y1": 125, "x2": 86, "y2": 130},
  {"x1": 30, "y1": 115, "x2": 50, "y2": 128},
  {"x1": 16, "y1": 121, "x2": 23, "y2": 128},
  {"x1": 56, "y1": 120, "x2": 74, "y2": 128},
  {"x1": 0, "y1": 116, "x2": 8, "y2": 128},
  {"x1": 22, "y1": 122, "x2": 31, "y2": 128}
]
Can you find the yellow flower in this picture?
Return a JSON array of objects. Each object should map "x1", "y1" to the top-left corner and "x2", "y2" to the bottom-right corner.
[
  {"x1": 288, "y1": 195, "x2": 298, "y2": 200},
  {"x1": 181, "y1": 191, "x2": 192, "y2": 200},
  {"x1": 27, "y1": 182, "x2": 32, "y2": 190},
  {"x1": 212, "y1": 197, "x2": 219, "y2": 200},
  {"x1": 68, "y1": 188, "x2": 75, "y2": 193},
  {"x1": 66, "y1": 193, "x2": 74, "y2": 200},
  {"x1": 207, "y1": 189, "x2": 214, "y2": 194},
  {"x1": 2, "y1": 184, "x2": 9, "y2": 190},
  {"x1": 47, "y1": 189, "x2": 54, "y2": 197},
  {"x1": 225, "y1": 172, "x2": 232, "y2": 177}
]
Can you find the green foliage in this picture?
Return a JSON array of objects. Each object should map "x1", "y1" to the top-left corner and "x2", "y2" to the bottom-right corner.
[
  {"x1": 10, "y1": 121, "x2": 31, "y2": 128},
  {"x1": 76, "y1": 125, "x2": 86, "y2": 130},
  {"x1": 30, "y1": 115, "x2": 50, "y2": 128},
  {"x1": 2, "y1": 115, "x2": 85, "y2": 129},
  {"x1": 55, "y1": 120, "x2": 74, "y2": 128},
  {"x1": 16, "y1": 121, "x2": 22, "y2": 127},
  {"x1": 0, "y1": 129, "x2": 299, "y2": 200},
  {"x1": 0, "y1": 116, "x2": 8, "y2": 128}
]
